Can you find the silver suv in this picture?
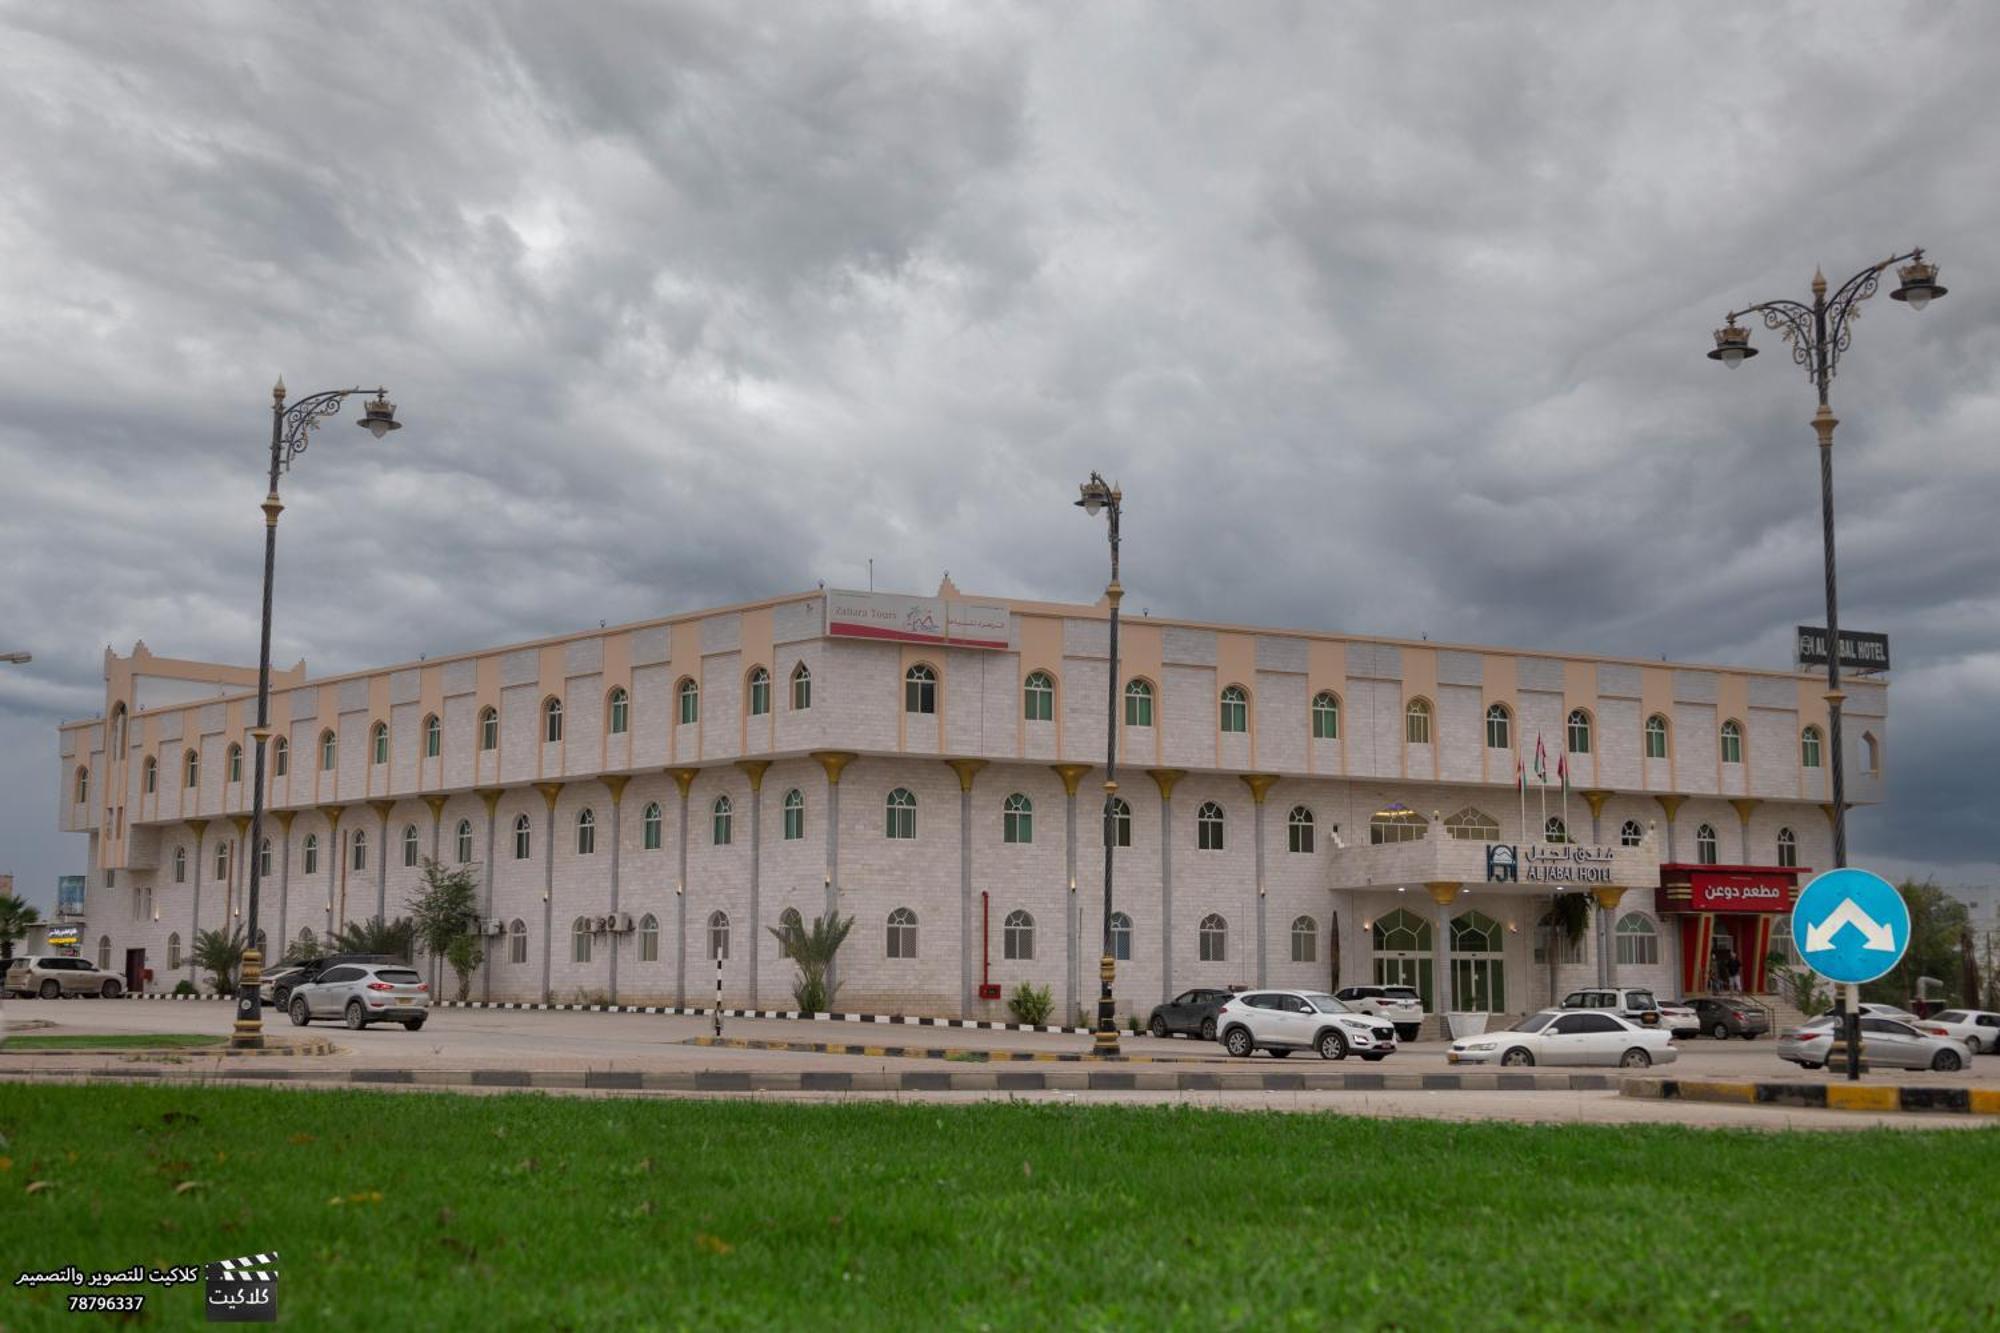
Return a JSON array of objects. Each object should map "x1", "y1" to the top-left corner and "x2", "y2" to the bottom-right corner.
[
  {"x1": 5, "y1": 955, "x2": 124, "y2": 999},
  {"x1": 287, "y1": 961, "x2": 429, "y2": 1030}
]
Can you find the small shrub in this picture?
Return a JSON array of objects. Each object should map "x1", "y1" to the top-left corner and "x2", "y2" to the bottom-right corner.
[
  {"x1": 1008, "y1": 982, "x2": 1054, "y2": 1027},
  {"x1": 172, "y1": 980, "x2": 196, "y2": 997},
  {"x1": 1127, "y1": 1013, "x2": 1144, "y2": 1034}
]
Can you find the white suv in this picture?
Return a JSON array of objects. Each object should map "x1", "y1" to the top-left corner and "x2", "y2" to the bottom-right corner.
[
  {"x1": 1333, "y1": 985, "x2": 1425, "y2": 1040},
  {"x1": 1215, "y1": 990, "x2": 1399, "y2": 1061}
]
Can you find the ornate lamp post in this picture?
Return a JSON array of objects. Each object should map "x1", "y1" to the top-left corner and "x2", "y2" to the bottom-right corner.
[
  {"x1": 1708, "y1": 249, "x2": 1945, "y2": 1079},
  {"x1": 1075, "y1": 473, "x2": 1123, "y2": 1056},
  {"x1": 232, "y1": 379, "x2": 401, "y2": 1048}
]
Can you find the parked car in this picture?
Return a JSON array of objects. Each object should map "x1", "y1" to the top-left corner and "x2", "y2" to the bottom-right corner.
[
  {"x1": 1777, "y1": 1014, "x2": 1970, "y2": 1072},
  {"x1": 1448, "y1": 1009, "x2": 1677, "y2": 1069},
  {"x1": 269, "y1": 954, "x2": 398, "y2": 1009},
  {"x1": 1686, "y1": 996, "x2": 1771, "y2": 1040},
  {"x1": 258, "y1": 965, "x2": 311, "y2": 1006},
  {"x1": 1333, "y1": 985, "x2": 1426, "y2": 1040},
  {"x1": 1148, "y1": 987, "x2": 1239, "y2": 1041},
  {"x1": 287, "y1": 961, "x2": 429, "y2": 1030},
  {"x1": 1560, "y1": 987, "x2": 1663, "y2": 1028},
  {"x1": 1656, "y1": 1001, "x2": 1702, "y2": 1040},
  {"x1": 1215, "y1": 990, "x2": 1399, "y2": 1061},
  {"x1": 1923, "y1": 1010, "x2": 2000, "y2": 1055},
  {"x1": 4, "y1": 955, "x2": 124, "y2": 999}
]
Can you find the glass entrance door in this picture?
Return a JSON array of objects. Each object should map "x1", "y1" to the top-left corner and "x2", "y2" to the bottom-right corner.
[
  {"x1": 1373, "y1": 956, "x2": 1435, "y2": 1013},
  {"x1": 1450, "y1": 911, "x2": 1507, "y2": 1012},
  {"x1": 1371, "y1": 909, "x2": 1436, "y2": 1012}
]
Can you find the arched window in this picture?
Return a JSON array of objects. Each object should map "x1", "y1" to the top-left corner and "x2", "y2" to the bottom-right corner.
[
  {"x1": 227, "y1": 743, "x2": 242, "y2": 783},
  {"x1": 1369, "y1": 806, "x2": 1427, "y2": 845},
  {"x1": 572, "y1": 916, "x2": 592, "y2": 964},
  {"x1": 143, "y1": 755, "x2": 158, "y2": 794},
  {"x1": 402, "y1": 824, "x2": 420, "y2": 867},
  {"x1": 1445, "y1": 807, "x2": 1501, "y2": 841},
  {"x1": 781, "y1": 789, "x2": 804, "y2": 841},
  {"x1": 371, "y1": 721, "x2": 389, "y2": 765},
  {"x1": 479, "y1": 707, "x2": 499, "y2": 751},
  {"x1": 1544, "y1": 816, "x2": 1568, "y2": 845},
  {"x1": 638, "y1": 913, "x2": 660, "y2": 962},
  {"x1": 1104, "y1": 796, "x2": 1131, "y2": 848},
  {"x1": 319, "y1": 729, "x2": 337, "y2": 771},
  {"x1": 259, "y1": 837, "x2": 272, "y2": 878},
  {"x1": 214, "y1": 841, "x2": 230, "y2": 880},
  {"x1": 1219, "y1": 684, "x2": 1248, "y2": 733},
  {"x1": 97, "y1": 933, "x2": 110, "y2": 971},
  {"x1": 1110, "y1": 911, "x2": 1132, "y2": 962},
  {"x1": 1800, "y1": 726, "x2": 1822, "y2": 769},
  {"x1": 168, "y1": 932, "x2": 182, "y2": 971},
  {"x1": 577, "y1": 808, "x2": 596, "y2": 855},
  {"x1": 1372, "y1": 909, "x2": 1433, "y2": 954},
  {"x1": 1619, "y1": 819, "x2": 1644, "y2": 847},
  {"x1": 543, "y1": 697, "x2": 564, "y2": 744},
  {"x1": 1003, "y1": 909, "x2": 1035, "y2": 961},
  {"x1": 1696, "y1": 823, "x2": 1719, "y2": 865},
  {"x1": 297, "y1": 926, "x2": 316, "y2": 952},
  {"x1": 1719, "y1": 719, "x2": 1743, "y2": 765},
  {"x1": 643, "y1": 802, "x2": 663, "y2": 851},
  {"x1": 1484, "y1": 704, "x2": 1511, "y2": 750},
  {"x1": 302, "y1": 835, "x2": 318, "y2": 876},
  {"x1": 607, "y1": 688, "x2": 628, "y2": 735},
  {"x1": 678, "y1": 678, "x2": 700, "y2": 725},
  {"x1": 172, "y1": 845, "x2": 187, "y2": 883},
  {"x1": 513, "y1": 813, "x2": 532, "y2": 860},
  {"x1": 778, "y1": 907, "x2": 803, "y2": 958},
  {"x1": 272, "y1": 737, "x2": 288, "y2": 777},
  {"x1": 184, "y1": 748, "x2": 200, "y2": 788},
  {"x1": 74, "y1": 766, "x2": 89, "y2": 804},
  {"x1": 1290, "y1": 915, "x2": 1317, "y2": 963},
  {"x1": 711, "y1": 796, "x2": 732, "y2": 846},
  {"x1": 708, "y1": 911, "x2": 730, "y2": 961},
  {"x1": 1862, "y1": 732, "x2": 1880, "y2": 774},
  {"x1": 456, "y1": 819, "x2": 473, "y2": 864},
  {"x1": 885, "y1": 788, "x2": 917, "y2": 840},
  {"x1": 904, "y1": 663, "x2": 937, "y2": 715},
  {"x1": 350, "y1": 829, "x2": 367, "y2": 872},
  {"x1": 887, "y1": 907, "x2": 918, "y2": 959},
  {"x1": 509, "y1": 919, "x2": 528, "y2": 965},
  {"x1": 1567, "y1": 709, "x2": 1593, "y2": 756},
  {"x1": 746, "y1": 667, "x2": 770, "y2": 717},
  {"x1": 1002, "y1": 793, "x2": 1033, "y2": 844},
  {"x1": 1450, "y1": 911, "x2": 1506, "y2": 1012},
  {"x1": 1023, "y1": 670, "x2": 1054, "y2": 722},
  {"x1": 1199, "y1": 913, "x2": 1228, "y2": 962},
  {"x1": 111, "y1": 703, "x2": 126, "y2": 755},
  {"x1": 1405, "y1": 697, "x2": 1432, "y2": 745},
  {"x1": 424, "y1": 713, "x2": 442, "y2": 758},
  {"x1": 1196, "y1": 801, "x2": 1225, "y2": 851},
  {"x1": 1644, "y1": 714, "x2": 1669, "y2": 760},
  {"x1": 1124, "y1": 679, "x2": 1154, "y2": 727},
  {"x1": 1615, "y1": 913, "x2": 1660, "y2": 967},
  {"x1": 1777, "y1": 827, "x2": 1798, "y2": 868},
  {"x1": 790, "y1": 662, "x2": 812, "y2": 711},
  {"x1": 1287, "y1": 805, "x2": 1315, "y2": 854},
  {"x1": 1311, "y1": 691, "x2": 1340, "y2": 740}
]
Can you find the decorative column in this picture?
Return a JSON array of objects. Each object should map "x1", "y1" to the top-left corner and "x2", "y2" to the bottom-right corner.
[
  {"x1": 1729, "y1": 798, "x2": 1761, "y2": 865},
  {"x1": 318, "y1": 806, "x2": 343, "y2": 937},
  {"x1": 273, "y1": 810, "x2": 295, "y2": 961},
  {"x1": 602, "y1": 775, "x2": 631, "y2": 1004},
  {"x1": 1581, "y1": 790, "x2": 1615, "y2": 987},
  {"x1": 809, "y1": 752, "x2": 855, "y2": 1003},
  {"x1": 734, "y1": 762, "x2": 768, "y2": 1009},
  {"x1": 1148, "y1": 769, "x2": 1187, "y2": 1004},
  {"x1": 1592, "y1": 886, "x2": 1627, "y2": 987},
  {"x1": 946, "y1": 758, "x2": 989, "y2": 1016},
  {"x1": 1654, "y1": 795, "x2": 1685, "y2": 863},
  {"x1": 669, "y1": 767, "x2": 700, "y2": 1006},
  {"x1": 475, "y1": 789, "x2": 502, "y2": 1001},
  {"x1": 186, "y1": 819, "x2": 208, "y2": 989},
  {"x1": 1581, "y1": 790, "x2": 1612, "y2": 845},
  {"x1": 1242, "y1": 774, "x2": 1279, "y2": 988},
  {"x1": 230, "y1": 816, "x2": 251, "y2": 930},
  {"x1": 1425, "y1": 881, "x2": 1459, "y2": 1019},
  {"x1": 1050, "y1": 763, "x2": 1089, "y2": 1022},
  {"x1": 424, "y1": 795, "x2": 448, "y2": 862},
  {"x1": 369, "y1": 800, "x2": 394, "y2": 922},
  {"x1": 535, "y1": 782, "x2": 563, "y2": 1004}
]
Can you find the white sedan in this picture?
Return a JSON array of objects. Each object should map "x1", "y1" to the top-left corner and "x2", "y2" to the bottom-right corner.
[
  {"x1": 1448, "y1": 1009, "x2": 1679, "y2": 1069},
  {"x1": 1918, "y1": 1010, "x2": 2000, "y2": 1055}
]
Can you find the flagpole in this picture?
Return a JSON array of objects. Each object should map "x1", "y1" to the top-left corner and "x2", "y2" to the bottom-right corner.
[
  {"x1": 1537, "y1": 736, "x2": 1547, "y2": 840},
  {"x1": 1561, "y1": 751, "x2": 1571, "y2": 842}
]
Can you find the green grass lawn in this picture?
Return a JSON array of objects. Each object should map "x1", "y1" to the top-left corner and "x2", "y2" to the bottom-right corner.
[
  {"x1": 1, "y1": 1086, "x2": 1995, "y2": 1330},
  {"x1": 2, "y1": 1033, "x2": 225, "y2": 1051}
]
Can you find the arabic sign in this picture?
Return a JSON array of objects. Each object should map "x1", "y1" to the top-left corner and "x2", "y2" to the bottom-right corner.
[
  {"x1": 1796, "y1": 626, "x2": 1891, "y2": 672},
  {"x1": 825, "y1": 591, "x2": 1011, "y2": 651},
  {"x1": 1792, "y1": 867, "x2": 1909, "y2": 985},
  {"x1": 1685, "y1": 870, "x2": 1795, "y2": 913},
  {"x1": 1485, "y1": 843, "x2": 1619, "y2": 885},
  {"x1": 45, "y1": 926, "x2": 81, "y2": 947}
]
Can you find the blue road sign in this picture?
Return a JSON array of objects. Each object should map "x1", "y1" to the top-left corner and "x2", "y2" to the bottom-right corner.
[{"x1": 1792, "y1": 867, "x2": 1910, "y2": 986}]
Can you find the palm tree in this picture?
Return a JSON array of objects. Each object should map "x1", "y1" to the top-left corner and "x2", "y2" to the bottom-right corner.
[
  {"x1": 0, "y1": 892, "x2": 43, "y2": 971},
  {"x1": 766, "y1": 911, "x2": 854, "y2": 1014},
  {"x1": 191, "y1": 925, "x2": 246, "y2": 996},
  {"x1": 330, "y1": 915, "x2": 415, "y2": 962}
]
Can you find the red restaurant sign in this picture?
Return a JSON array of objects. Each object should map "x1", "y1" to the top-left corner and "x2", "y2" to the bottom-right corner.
[{"x1": 1684, "y1": 871, "x2": 1794, "y2": 913}]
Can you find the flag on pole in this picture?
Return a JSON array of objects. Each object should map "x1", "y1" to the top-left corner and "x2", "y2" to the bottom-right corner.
[
  {"x1": 1558, "y1": 750, "x2": 1569, "y2": 800},
  {"x1": 1514, "y1": 755, "x2": 1525, "y2": 794},
  {"x1": 1533, "y1": 736, "x2": 1548, "y2": 784}
]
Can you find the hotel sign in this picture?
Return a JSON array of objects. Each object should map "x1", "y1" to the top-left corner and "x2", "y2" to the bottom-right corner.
[
  {"x1": 1796, "y1": 626, "x2": 1890, "y2": 673},
  {"x1": 825, "y1": 591, "x2": 1010, "y2": 651},
  {"x1": 1487, "y1": 843, "x2": 1618, "y2": 885}
]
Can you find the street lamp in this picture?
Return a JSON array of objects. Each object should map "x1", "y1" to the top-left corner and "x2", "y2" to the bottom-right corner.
[
  {"x1": 1707, "y1": 248, "x2": 1944, "y2": 1080},
  {"x1": 1075, "y1": 472, "x2": 1122, "y2": 1056},
  {"x1": 232, "y1": 378, "x2": 402, "y2": 1049}
]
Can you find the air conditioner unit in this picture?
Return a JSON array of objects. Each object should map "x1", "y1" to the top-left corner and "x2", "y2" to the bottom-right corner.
[
  {"x1": 592, "y1": 914, "x2": 611, "y2": 933},
  {"x1": 486, "y1": 919, "x2": 506, "y2": 937},
  {"x1": 612, "y1": 912, "x2": 634, "y2": 933}
]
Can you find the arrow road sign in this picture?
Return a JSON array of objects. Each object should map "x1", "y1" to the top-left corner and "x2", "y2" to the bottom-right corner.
[{"x1": 1792, "y1": 867, "x2": 1910, "y2": 986}]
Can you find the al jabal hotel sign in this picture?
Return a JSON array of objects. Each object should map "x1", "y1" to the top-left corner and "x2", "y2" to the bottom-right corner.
[
  {"x1": 1486, "y1": 843, "x2": 1618, "y2": 884},
  {"x1": 825, "y1": 591, "x2": 1010, "y2": 651}
]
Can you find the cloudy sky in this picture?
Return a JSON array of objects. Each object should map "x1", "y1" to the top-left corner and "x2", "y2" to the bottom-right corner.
[{"x1": 2, "y1": 2, "x2": 1995, "y2": 910}]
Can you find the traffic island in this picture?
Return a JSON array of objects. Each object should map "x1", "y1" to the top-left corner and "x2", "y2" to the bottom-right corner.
[{"x1": 1623, "y1": 1076, "x2": 2000, "y2": 1115}]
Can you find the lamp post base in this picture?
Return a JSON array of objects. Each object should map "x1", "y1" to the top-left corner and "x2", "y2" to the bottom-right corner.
[
  {"x1": 230, "y1": 948, "x2": 266, "y2": 1049},
  {"x1": 1093, "y1": 953, "x2": 1121, "y2": 1057}
]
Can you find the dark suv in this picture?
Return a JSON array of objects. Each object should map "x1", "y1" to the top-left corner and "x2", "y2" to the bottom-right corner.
[
  {"x1": 268, "y1": 954, "x2": 399, "y2": 1009},
  {"x1": 1687, "y1": 996, "x2": 1770, "y2": 1039},
  {"x1": 1148, "y1": 988, "x2": 1239, "y2": 1041}
]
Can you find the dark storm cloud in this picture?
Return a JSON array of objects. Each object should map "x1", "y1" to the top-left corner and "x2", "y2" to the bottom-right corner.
[{"x1": 3, "y1": 2, "x2": 1996, "y2": 905}]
